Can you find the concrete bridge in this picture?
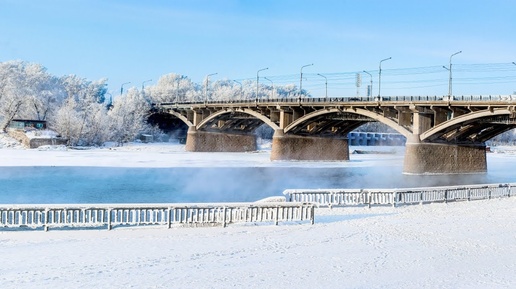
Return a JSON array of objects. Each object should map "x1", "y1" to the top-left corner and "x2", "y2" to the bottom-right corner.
[{"x1": 156, "y1": 95, "x2": 516, "y2": 174}]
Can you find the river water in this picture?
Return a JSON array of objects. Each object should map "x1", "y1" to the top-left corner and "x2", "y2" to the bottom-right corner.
[{"x1": 0, "y1": 150, "x2": 515, "y2": 204}]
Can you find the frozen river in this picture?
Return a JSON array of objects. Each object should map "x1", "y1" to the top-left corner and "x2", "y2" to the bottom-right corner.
[{"x1": 0, "y1": 145, "x2": 515, "y2": 204}]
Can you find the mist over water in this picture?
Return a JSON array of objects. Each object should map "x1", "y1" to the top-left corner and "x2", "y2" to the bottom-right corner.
[{"x1": 0, "y1": 156, "x2": 513, "y2": 204}]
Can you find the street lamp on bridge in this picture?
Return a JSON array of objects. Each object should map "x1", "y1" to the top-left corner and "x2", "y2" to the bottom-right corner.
[
  {"x1": 378, "y1": 57, "x2": 391, "y2": 99},
  {"x1": 204, "y1": 73, "x2": 218, "y2": 102},
  {"x1": 256, "y1": 67, "x2": 268, "y2": 100},
  {"x1": 300, "y1": 63, "x2": 313, "y2": 97},
  {"x1": 317, "y1": 73, "x2": 328, "y2": 98},
  {"x1": 120, "y1": 82, "x2": 131, "y2": 96},
  {"x1": 264, "y1": 77, "x2": 274, "y2": 99},
  {"x1": 233, "y1": 80, "x2": 243, "y2": 100},
  {"x1": 141, "y1": 79, "x2": 152, "y2": 91},
  {"x1": 442, "y1": 51, "x2": 462, "y2": 99},
  {"x1": 363, "y1": 70, "x2": 373, "y2": 97}
]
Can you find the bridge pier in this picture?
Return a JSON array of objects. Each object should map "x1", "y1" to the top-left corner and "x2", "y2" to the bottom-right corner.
[
  {"x1": 185, "y1": 127, "x2": 257, "y2": 152},
  {"x1": 403, "y1": 142, "x2": 487, "y2": 175},
  {"x1": 270, "y1": 130, "x2": 349, "y2": 161}
]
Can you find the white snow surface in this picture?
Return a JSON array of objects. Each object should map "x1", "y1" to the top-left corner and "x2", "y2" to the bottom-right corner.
[
  {"x1": 0, "y1": 141, "x2": 407, "y2": 168},
  {"x1": 1, "y1": 200, "x2": 516, "y2": 289},
  {"x1": 1, "y1": 139, "x2": 516, "y2": 288}
]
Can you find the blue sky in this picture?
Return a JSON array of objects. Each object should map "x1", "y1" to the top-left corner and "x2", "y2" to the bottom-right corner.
[{"x1": 1, "y1": 0, "x2": 516, "y2": 97}]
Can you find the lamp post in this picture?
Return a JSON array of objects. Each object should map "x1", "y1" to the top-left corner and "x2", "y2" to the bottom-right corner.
[
  {"x1": 175, "y1": 76, "x2": 181, "y2": 102},
  {"x1": 204, "y1": 73, "x2": 218, "y2": 102},
  {"x1": 233, "y1": 80, "x2": 243, "y2": 100},
  {"x1": 317, "y1": 73, "x2": 327, "y2": 98},
  {"x1": 264, "y1": 77, "x2": 274, "y2": 100},
  {"x1": 141, "y1": 79, "x2": 152, "y2": 91},
  {"x1": 513, "y1": 62, "x2": 516, "y2": 95},
  {"x1": 120, "y1": 82, "x2": 131, "y2": 96},
  {"x1": 442, "y1": 51, "x2": 462, "y2": 99},
  {"x1": 106, "y1": 92, "x2": 113, "y2": 109},
  {"x1": 378, "y1": 57, "x2": 391, "y2": 98},
  {"x1": 256, "y1": 67, "x2": 268, "y2": 100},
  {"x1": 300, "y1": 63, "x2": 313, "y2": 96},
  {"x1": 363, "y1": 70, "x2": 373, "y2": 97}
]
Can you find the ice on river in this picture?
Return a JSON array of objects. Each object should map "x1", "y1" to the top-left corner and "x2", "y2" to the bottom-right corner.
[{"x1": 1, "y1": 141, "x2": 516, "y2": 288}]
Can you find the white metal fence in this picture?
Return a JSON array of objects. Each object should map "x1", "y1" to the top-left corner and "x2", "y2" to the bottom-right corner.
[
  {"x1": 0, "y1": 202, "x2": 314, "y2": 231},
  {"x1": 283, "y1": 183, "x2": 516, "y2": 208}
]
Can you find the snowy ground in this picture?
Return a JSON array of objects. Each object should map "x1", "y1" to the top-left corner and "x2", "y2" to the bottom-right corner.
[
  {"x1": 1, "y1": 199, "x2": 515, "y2": 289},
  {"x1": 0, "y1": 137, "x2": 407, "y2": 168},
  {"x1": 1, "y1": 135, "x2": 516, "y2": 288}
]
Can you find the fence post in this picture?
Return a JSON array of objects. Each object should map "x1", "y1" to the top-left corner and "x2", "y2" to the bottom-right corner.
[
  {"x1": 44, "y1": 208, "x2": 49, "y2": 232},
  {"x1": 310, "y1": 206, "x2": 315, "y2": 225},
  {"x1": 167, "y1": 208, "x2": 172, "y2": 229},
  {"x1": 274, "y1": 207, "x2": 279, "y2": 226},
  {"x1": 222, "y1": 207, "x2": 227, "y2": 228},
  {"x1": 107, "y1": 209, "x2": 112, "y2": 231},
  {"x1": 467, "y1": 188, "x2": 471, "y2": 201}
]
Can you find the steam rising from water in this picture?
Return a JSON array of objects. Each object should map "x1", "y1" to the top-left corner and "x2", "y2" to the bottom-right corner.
[{"x1": 0, "y1": 164, "x2": 503, "y2": 204}]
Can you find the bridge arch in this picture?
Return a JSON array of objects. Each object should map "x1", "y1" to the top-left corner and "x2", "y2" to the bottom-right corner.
[
  {"x1": 166, "y1": 110, "x2": 194, "y2": 127},
  {"x1": 420, "y1": 108, "x2": 513, "y2": 142},
  {"x1": 284, "y1": 107, "x2": 412, "y2": 139},
  {"x1": 196, "y1": 108, "x2": 280, "y2": 131}
]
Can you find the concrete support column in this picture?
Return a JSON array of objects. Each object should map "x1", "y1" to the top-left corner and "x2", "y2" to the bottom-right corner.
[
  {"x1": 403, "y1": 142, "x2": 487, "y2": 175},
  {"x1": 271, "y1": 130, "x2": 349, "y2": 161},
  {"x1": 185, "y1": 127, "x2": 257, "y2": 152}
]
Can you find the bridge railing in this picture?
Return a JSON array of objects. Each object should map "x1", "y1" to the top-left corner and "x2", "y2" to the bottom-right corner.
[
  {"x1": 0, "y1": 202, "x2": 315, "y2": 231},
  {"x1": 157, "y1": 94, "x2": 516, "y2": 107},
  {"x1": 283, "y1": 183, "x2": 515, "y2": 208}
]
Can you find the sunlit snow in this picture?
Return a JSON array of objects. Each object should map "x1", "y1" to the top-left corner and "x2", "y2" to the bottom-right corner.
[{"x1": 1, "y1": 139, "x2": 516, "y2": 288}]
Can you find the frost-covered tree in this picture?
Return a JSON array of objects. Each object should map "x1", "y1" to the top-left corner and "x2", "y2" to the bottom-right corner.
[
  {"x1": 146, "y1": 73, "x2": 200, "y2": 103},
  {"x1": 276, "y1": 84, "x2": 302, "y2": 98},
  {"x1": 59, "y1": 75, "x2": 107, "y2": 105},
  {"x1": 108, "y1": 88, "x2": 151, "y2": 146},
  {"x1": 53, "y1": 98, "x2": 83, "y2": 145},
  {"x1": 24, "y1": 65, "x2": 65, "y2": 122},
  {"x1": 0, "y1": 61, "x2": 65, "y2": 131},
  {"x1": 52, "y1": 75, "x2": 108, "y2": 146},
  {"x1": 53, "y1": 97, "x2": 110, "y2": 146},
  {"x1": 210, "y1": 80, "x2": 243, "y2": 101},
  {"x1": 488, "y1": 128, "x2": 516, "y2": 145}
]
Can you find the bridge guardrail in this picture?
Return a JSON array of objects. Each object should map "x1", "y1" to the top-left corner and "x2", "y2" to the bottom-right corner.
[
  {"x1": 283, "y1": 183, "x2": 515, "y2": 208},
  {"x1": 0, "y1": 202, "x2": 315, "y2": 231},
  {"x1": 157, "y1": 95, "x2": 516, "y2": 107}
]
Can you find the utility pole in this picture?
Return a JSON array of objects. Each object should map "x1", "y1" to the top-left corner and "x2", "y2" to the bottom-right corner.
[{"x1": 363, "y1": 70, "x2": 372, "y2": 97}]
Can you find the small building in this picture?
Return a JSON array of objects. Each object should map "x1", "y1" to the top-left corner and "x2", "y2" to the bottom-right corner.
[
  {"x1": 9, "y1": 119, "x2": 47, "y2": 130},
  {"x1": 139, "y1": 134, "x2": 153, "y2": 143}
]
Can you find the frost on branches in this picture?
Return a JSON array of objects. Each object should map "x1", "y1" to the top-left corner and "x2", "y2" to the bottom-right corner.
[{"x1": 108, "y1": 88, "x2": 151, "y2": 146}]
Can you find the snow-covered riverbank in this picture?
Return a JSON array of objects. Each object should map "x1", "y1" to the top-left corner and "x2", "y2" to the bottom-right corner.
[
  {"x1": 1, "y1": 140, "x2": 516, "y2": 288},
  {"x1": 1, "y1": 198, "x2": 516, "y2": 289}
]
